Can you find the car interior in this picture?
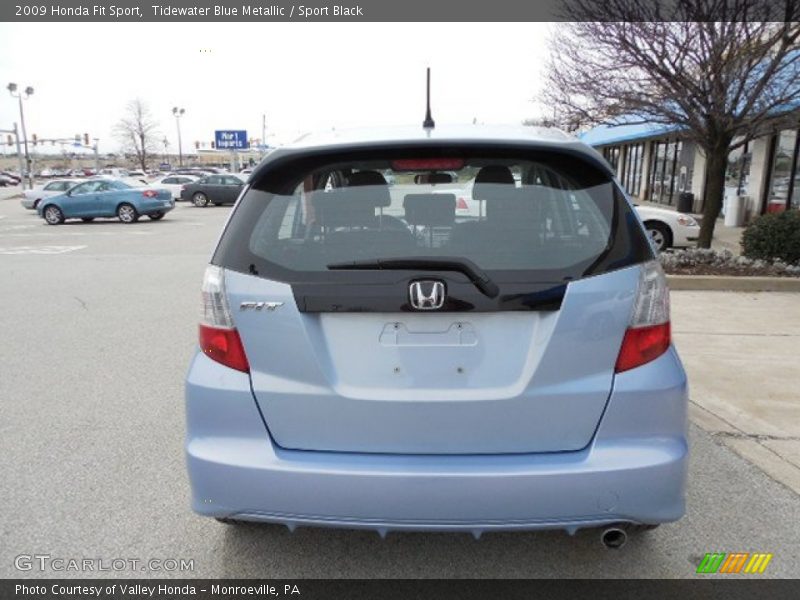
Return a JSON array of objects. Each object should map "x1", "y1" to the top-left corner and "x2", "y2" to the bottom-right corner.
[{"x1": 249, "y1": 159, "x2": 614, "y2": 272}]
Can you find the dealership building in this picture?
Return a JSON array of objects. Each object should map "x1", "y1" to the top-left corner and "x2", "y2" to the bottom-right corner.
[{"x1": 580, "y1": 114, "x2": 800, "y2": 222}]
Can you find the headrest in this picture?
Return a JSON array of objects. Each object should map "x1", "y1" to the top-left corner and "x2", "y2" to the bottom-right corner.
[
  {"x1": 348, "y1": 170, "x2": 387, "y2": 187},
  {"x1": 472, "y1": 166, "x2": 515, "y2": 201},
  {"x1": 485, "y1": 188, "x2": 543, "y2": 223},
  {"x1": 345, "y1": 170, "x2": 391, "y2": 207},
  {"x1": 311, "y1": 189, "x2": 377, "y2": 228},
  {"x1": 403, "y1": 193, "x2": 456, "y2": 226},
  {"x1": 427, "y1": 172, "x2": 453, "y2": 184}
]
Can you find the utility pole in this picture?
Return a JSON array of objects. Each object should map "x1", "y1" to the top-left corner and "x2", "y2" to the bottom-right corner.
[
  {"x1": 93, "y1": 138, "x2": 100, "y2": 173},
  {"x1": 262, "y1": 114, "x2": 266, "y2": 148}
]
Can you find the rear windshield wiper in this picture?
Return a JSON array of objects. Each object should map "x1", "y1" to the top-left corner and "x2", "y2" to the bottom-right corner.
[{"x1": 327, "y1": 256, "x2": 500, "y2": 298}]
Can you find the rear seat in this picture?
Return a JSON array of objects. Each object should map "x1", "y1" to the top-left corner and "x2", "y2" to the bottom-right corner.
[{"x1": 311, "y1": 171, "x2": 415, "y2": 261}]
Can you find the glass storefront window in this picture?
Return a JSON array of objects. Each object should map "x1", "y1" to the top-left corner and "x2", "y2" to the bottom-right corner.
[
  {"x1": 766, "y1": 129, "x2": 800, "y2": 212},
  {"x1": 649, "y1": 140, "x2": 681, "y2": 205}
]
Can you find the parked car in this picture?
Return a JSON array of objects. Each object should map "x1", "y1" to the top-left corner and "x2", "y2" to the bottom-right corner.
[
  {"x1": 1, "y1": 171, "x2": 22, "y2": 185},
  {"x1": 127, "y1": 169, "x2": 148, "y2": 180},
  {"x1": 174, "y1": 167, "x2": 215, "y2": 177},
  {"x1": 37, "y1": 178, "x2": 173, "y2": 225},
  {"x1": 98, "y1": 167, "x2": 130, "y2": 178},
  {"x1": 181, "y1": 174, "x2": 245, "y2": 206},
  {"x1": 21, "y1": 179, "x2": 80, "y2": 209},
  {"x1": 633, "y1": 205, "x2": 700, "y2": 251},
  {"x1": 185, "y1": 125, "x2": 687, "y2": 545},
  {"x1": 0, "y1": 173, "x2": 15, "y2": 187},
  {"x1": 151, "y1": 174, "x2": 199, "y2": 200}
]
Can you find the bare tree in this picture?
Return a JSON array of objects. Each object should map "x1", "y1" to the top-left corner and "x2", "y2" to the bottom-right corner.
[
  {"x1": 542, "y1": 0, "x2": 800, "y2": 247},
  {"x1": 114, "y1": 99, "x2": 161, "y2": 172}
]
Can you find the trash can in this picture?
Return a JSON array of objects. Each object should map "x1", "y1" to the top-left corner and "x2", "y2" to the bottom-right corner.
[
  {"x1": 677, "y1": 192, "x2": 694, "y2": 213},
  {"x1": 724, "y1": 195, "x2": 746, "y2": 227}
]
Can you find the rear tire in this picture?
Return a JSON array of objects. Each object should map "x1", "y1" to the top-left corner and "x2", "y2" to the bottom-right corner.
[
  {"x1": 148, "y1": 212, "x2": 165, "y2": 220},
  {"x1": 192, "y1": 192, "x2": 209, "y2": 207},
  {"x1": 644, "y1": 221, "x2": 672, "y2": 252},
  {"x1": 43, "y1": 205, "x2": 64, "y2": 225},
  {"x1": 117, "y1": 203, "x2": 139, "y2": 224}
]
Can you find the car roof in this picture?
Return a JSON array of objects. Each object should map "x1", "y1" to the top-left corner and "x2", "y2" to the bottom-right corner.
[{"x1": 255, "y1": 124, "x2": 612, "y2": 176}]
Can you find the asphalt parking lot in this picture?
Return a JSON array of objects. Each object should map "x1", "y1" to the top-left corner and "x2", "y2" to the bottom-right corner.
[{"x1": 1, "y1": 187, "x2": 799, "y2": 578}]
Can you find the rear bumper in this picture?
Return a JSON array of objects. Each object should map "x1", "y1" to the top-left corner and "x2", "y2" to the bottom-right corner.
[
  {"x1": 673, "y1": 224, "x2": 701, "y2": 247},
  {"x1": 185, "y1": 348, "x2": 688, "y2": 533},
  {"x1": 138, "y1": 199, "x2": 174, "y2": 213}
]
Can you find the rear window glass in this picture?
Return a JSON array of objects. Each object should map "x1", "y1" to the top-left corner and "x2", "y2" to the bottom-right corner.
[{"x1": 214, "y1": 147, "x2": 651, "y2": 283}]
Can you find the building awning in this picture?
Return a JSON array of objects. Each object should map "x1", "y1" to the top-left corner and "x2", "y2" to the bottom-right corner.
[{"x1": 579, "y1": 121, "x2": 683, "y2": 147}]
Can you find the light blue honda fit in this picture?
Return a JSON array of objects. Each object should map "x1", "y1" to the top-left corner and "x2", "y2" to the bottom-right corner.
[{"x1": 185, "y1": 125, "x2": 688, "y2": 547}]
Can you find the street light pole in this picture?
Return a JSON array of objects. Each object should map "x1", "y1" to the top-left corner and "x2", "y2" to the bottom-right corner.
[
  {"x1": 13, "y1": 123, "x2": 24, "y2": 182},
  {"x1": 93, "y1": 138, "x2": 100, "y2": 174},
  {"x1": 172, "y1": 107, "x2": 185, "y2": 167},
  {"x1": 7, "y1": 83, "x2": 34, "y2": 189}
]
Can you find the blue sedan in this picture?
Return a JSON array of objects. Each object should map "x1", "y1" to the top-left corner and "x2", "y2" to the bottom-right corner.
[{"x1": 37, "y1": 179, "x2": 174, "y2": 225}]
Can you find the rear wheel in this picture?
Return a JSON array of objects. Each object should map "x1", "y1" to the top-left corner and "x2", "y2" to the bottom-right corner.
[
  {"x1": 43, "y1": 205, "x2": 64, "y2": 225},
  {"x1": 192, "y1": 192, "x2": 209, "y2": 207},
  {"x1": 644, "y1": 221, "x2": 672, "y2": 252},
  {"x1": 117, "y1": 203, "x2": 139, "y2": 224},
  {"x1": 148, "y1": 212, "x2": 165, "y2": 221}
]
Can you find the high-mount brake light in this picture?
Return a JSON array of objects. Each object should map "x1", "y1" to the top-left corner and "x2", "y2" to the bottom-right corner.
[{"x1": 391, "y1": 158, "x2": 465, "y2": 171}]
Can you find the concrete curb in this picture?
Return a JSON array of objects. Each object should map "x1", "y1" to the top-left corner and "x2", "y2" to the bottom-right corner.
[{"x1": 667, "y1": 274, "x2": 800, "y2": 292}]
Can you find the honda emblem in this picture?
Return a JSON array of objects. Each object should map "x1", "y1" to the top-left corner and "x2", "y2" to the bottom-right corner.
[{"x1": 409, "y1": 280, "x2": 446, "y2": 310}]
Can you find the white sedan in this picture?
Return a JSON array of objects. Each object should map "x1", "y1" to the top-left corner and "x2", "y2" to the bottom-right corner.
[
  {"x1": 150, "y1": 174, "x2": 199, "y2": 200},
  {"x1": 634, "y1": 204, "x2": 700, "y2": 251},
  {"x1": 21, "y1": 179, "x2": 80, "y2": 210}
]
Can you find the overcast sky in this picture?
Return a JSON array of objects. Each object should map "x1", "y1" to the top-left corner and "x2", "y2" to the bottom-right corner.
[{"x1": 0, "y1": 23, "x2": 554, "y2": 156}]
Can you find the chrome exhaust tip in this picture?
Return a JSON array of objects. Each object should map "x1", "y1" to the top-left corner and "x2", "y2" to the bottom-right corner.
[{"x1": 600, "y1": 526, "x2": 628, "y2": 549}]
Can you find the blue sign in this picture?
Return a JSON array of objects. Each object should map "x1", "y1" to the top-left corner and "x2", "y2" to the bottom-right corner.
[{"x1": 214, "y1": 130, "x2": 248, "y2": 150}]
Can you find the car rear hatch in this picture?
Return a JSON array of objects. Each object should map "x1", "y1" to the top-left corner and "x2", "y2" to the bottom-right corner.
[{"x1": 211, "y1": 142, "x2": 653, "y2": 454}]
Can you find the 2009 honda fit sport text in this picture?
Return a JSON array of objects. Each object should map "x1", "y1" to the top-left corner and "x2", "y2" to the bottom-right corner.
[{"x1": 185, "y1": 125, "x2": 688, "y2": 540}]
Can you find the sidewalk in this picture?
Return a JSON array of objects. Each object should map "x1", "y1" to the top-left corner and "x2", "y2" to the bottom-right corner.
[
  {"x1": 638, "y1": 199, "x2": 744, "y2": 254},
  {"x1": 672, "y1": 291, "x2": 800, "y2": 496}
]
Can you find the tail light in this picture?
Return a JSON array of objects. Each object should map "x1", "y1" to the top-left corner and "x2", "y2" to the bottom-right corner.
[
  {"x1": 615, "y1": 260, "x2": 671, "y2": 373},
  {"x1": 142, "y1": 190, "x2": 157, "y2": 198},
  {"x1": 199, "y1": 265, "x2": 249, "y2": 372},
  {"x1": 456, "y1": 197, "x2": 469, "y2": 210}
]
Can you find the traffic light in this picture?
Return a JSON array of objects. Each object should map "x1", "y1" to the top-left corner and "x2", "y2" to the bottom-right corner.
[
  {"x1": 84, "y1": 133, "x2": 89, "y2": 146},
  {"x1": 211, "y1": 141, "x2": 215, "y2": 149},
  {"x1": 32, "y1": 133, "x2": 37, "y2": 146}
]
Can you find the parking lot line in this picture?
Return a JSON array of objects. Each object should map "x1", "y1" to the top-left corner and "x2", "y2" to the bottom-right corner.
[{"x1": 0, "y1": 245, "x2": 88, "y2": 255}]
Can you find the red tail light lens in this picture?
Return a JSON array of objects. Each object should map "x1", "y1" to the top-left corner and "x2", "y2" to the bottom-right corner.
[
  {"x1": 199, "y1": 324, "x2": 250, "y2": 373},
  {"x1": 456, "y1": 197, "x2": 469, "y2": 210},
  {"x1": 142, "y1": 190, "x2": 157, "y2": 198},
  {"x1": 614, "y1": 322, "x2": 671, "y2": 373}
]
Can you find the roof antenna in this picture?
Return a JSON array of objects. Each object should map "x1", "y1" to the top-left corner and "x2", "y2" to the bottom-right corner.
[{"x1": 422, "y1": 67, "x2": 435, "y2": 129}]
